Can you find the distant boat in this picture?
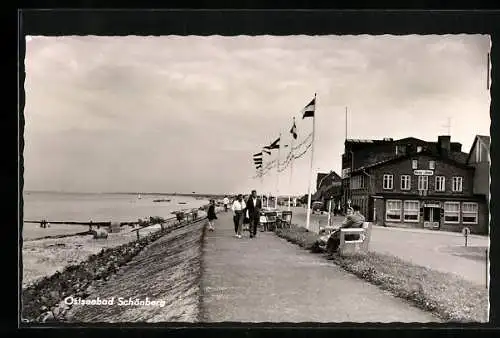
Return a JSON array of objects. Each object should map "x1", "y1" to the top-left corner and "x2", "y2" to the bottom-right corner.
[
  {"x1": 153, "y1": 199, "x2": 171, "y2": 203},
  {"x1": 178, "y1": 202, "x2": 187, "y2": 205}
]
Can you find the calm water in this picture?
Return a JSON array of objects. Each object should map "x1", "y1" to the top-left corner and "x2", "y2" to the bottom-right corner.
[{"x1": 22, "y1": 191, "x2": 209, "y2": 223}]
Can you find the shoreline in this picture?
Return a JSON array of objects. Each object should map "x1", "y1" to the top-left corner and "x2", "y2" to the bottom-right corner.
[
  {"x1": 21, "y1": 206, "x2": 218, "y2": 323},
  {"x1": 22, "y1": 208, "x2": 208, "y2": 289}
]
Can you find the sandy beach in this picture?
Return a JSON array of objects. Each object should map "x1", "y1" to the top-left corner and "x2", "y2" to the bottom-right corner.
[
  {"x1": 21, "y1": 219, "x2": 198, "y2": 289},
  {"x1": 22, "y1": 223, "x2": 91, "y2": 241}
]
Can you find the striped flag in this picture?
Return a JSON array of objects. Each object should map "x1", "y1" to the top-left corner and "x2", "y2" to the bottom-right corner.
[
  {"x1": 290, "y1": 117, "x2": 297, "y2": 139},
  {"x1": 269, "y1": 137, "x2": 280, "y2": 150},
  {"x1": 253, "y1": 152, "x2": 263, "y2": 158},
  {"x1": 262, "y1": 147, "x2": 271, "y2": 155},
  {"x1": 301, "y1": 97, "x2": 316, "y2": 119}
]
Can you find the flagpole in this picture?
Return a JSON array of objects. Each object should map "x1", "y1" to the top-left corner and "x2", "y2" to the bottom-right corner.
[
  {"x1": 305, "y1": 93, "x2": 317, "y2": 231},
  {"x1": 276, "y1": 133, "x2": 281, "y2": 209},
  {"x1": 288, "y1": 137, "x2": 295, "y2": 212}
]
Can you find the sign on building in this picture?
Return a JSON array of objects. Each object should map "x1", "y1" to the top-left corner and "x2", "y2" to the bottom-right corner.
[{"x1": 414, "y1": 170, "x2": 434, "y2": 176}]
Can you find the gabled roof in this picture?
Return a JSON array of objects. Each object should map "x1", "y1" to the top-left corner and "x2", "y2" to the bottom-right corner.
[
  {"x1": 351, "y1": 149, "x2": 473, "y2": 174},
  {"x1": 467, "y1": 135, "x2": 491, "y2": 163}
]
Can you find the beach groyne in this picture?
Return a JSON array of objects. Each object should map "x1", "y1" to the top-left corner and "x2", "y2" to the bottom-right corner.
[{"x1": 21, "y1": 206, "x2": 220, "y2": 323}]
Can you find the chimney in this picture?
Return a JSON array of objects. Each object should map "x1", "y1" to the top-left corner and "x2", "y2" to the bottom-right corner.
[
  {"x1": 438, "y1": 136, "x2": 451, "y2": 155},
  {"x1": 450, "y1": 143, "x2": 462, "y2": 152}
]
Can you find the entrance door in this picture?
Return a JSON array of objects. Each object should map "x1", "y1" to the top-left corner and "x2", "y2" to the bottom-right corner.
[{"x1": 423, "y1": 207, "x2": 441, "y2": 229}]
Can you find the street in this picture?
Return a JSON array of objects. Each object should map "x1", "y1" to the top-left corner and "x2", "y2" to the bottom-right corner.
[{"x1": 289, "y1": 207, "x2": 489, "y2": 287}]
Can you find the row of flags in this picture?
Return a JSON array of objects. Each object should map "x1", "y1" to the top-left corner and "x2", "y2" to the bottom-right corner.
[{"x1": 252, "y1": 96, "x2": 316, "y2": 172}]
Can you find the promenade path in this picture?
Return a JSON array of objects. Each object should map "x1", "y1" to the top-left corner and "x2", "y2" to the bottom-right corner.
[
  {"x1": 200, "y1": 212, "x2": 438, "y2": 322},
  {"x1": 291, "y1": 208, "x2": 489, "y2": 287}
]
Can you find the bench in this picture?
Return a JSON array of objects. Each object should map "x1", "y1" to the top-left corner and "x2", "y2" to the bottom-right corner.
[
  {"x1": 339, "y1": 222, "x2": 373, "y2": 256},
  {"x1": 277, "y1": 211, "x2": 293, "y2": 229}
]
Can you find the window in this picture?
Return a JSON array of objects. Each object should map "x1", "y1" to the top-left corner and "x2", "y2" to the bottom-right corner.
[
  {"x1": 386, "y1": 200, "x2": 402, "y2": 221},
  {"x1": 444, "y1": 202, "x2": 460, "y2": 224},
  {"x1": 400, "y1": 175, "x2": 411, "y2": 190},
  {"x1": 462, "y1": 202, "x2": 478, "y2": 224},
  {"x1": 351, "y1": 175, "x2": 366, "y2": 189},
  {"x1": 417, "y1": 146, "x2": 423, "y2": 153},
  {"x1": 412, "y1": 160, "x2": 418, "y2": 169},
  {"x1": 403, "y1": 200, "x2": 419, "y2": 222},
  {"x1": 395, "y1": 145, "x2": 399, "y2": 155},
  {"x1": 452, "y1": 176, "x2": 463, "y2": 192},
  {"x1": 417, "y1": 176, "x2": 429, "y2": 190},
  {"x1": 435, "y1": 176, "x2": 445, "y2": 192},
  {"x1": 383, "y1": 174, "x2": 393, "y2": 190},
  {"x1": 429, "y1": 160, "x2": 435, "y2": 170}
]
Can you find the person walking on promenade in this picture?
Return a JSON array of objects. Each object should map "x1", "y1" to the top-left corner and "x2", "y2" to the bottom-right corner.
[
  {"x1": 326, "y1": 204, "x2": 365, "y2": 253},
  {"x1": 223, "y1": 196, "x2": 230, "y2": 212},
  {"x1": 246, "y1": 190, "x2": 262, "y2": 239},
  {"x1": 232, "y1": 194, "x2": 246, "y2": 238},
  {"x1": 207, "y1": 199, "x2": 217, "y2": 231}
]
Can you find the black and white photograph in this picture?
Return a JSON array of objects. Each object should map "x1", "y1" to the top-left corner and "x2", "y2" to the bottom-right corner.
[{"x1": 20, "y1": 31, "x2": 491, "y2": 324}]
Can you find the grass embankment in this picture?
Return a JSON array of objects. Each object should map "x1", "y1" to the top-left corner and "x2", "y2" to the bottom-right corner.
[
  {"x1": 21, "y1": 217, "x2": 207, "y2": 323},
  {"x1": 275, "y1": 226, "x2": 488, "y2": 323}
]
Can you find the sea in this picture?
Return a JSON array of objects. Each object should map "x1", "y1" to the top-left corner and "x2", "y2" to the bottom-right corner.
[{"x1": 21, "y1": 191, "x2": 209, "y2": 240}]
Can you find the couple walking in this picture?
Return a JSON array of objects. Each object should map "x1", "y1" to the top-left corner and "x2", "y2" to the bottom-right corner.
[{"x1": 232, "y1": 190, "x2": 262, "y2": 239}]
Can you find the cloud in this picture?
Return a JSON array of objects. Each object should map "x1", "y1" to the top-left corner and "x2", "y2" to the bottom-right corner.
[{"x1": 23, "y1": 35, "x2": 491, "y2": 194}]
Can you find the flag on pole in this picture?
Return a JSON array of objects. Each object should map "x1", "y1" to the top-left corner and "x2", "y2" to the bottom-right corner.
[
  {"x1": 269, "y1": 137, "x2": 280, "y2": 150},
  {"x1": 290, "y1": 117, "x2": 297, "y2": 139},
  {"x1": 301, "y1": 97, "x2": 316, "y2": 119}
]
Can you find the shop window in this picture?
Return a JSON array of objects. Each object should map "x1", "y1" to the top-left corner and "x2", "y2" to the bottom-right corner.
[
  {"x1": 386, "y1": 200, "x2": 402, "y2": 221},
  {"x1": 403, "y1": 200, "x2": 419, "y2": 222},
  {"x1": 444, "y1": 202, "x2": 460, "y2": 224},
  {"x1": 462, "y1": 202, "x2": 478, "y2": 224}
]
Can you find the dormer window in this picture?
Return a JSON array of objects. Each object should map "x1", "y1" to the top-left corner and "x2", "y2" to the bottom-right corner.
[{"x1": 417, "y1": 146, "x2": 423, "y2": 153}]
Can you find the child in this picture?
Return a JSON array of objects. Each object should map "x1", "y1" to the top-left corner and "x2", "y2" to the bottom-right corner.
[{"x1": 207, "y1": 199, "x2": 217, "y2": 231}]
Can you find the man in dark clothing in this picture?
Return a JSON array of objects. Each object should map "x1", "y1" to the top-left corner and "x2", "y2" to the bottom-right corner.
[
  {"x1": 326, "y1": 204, "x2": 365, "y2": 253},
  {"x1": 246, "y1": 190, "x2": 262, "y2": 238}
]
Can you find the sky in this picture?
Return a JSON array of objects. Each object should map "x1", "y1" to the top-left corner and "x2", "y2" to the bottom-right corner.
[{"x1": 23, "y1": 35, "x2": 491, "y2": 196}]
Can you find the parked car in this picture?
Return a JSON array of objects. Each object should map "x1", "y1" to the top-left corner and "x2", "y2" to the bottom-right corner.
[{"x1": 311, "y1": 201, "x2": 323, "y2": 214}]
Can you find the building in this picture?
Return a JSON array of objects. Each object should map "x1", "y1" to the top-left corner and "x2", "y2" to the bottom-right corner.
[
  {"x1": 341, "y1": 136, "x2": 468, "y2": 212},
  {"x1": 466, "y1": 135, "x2": 491, "y2": 233},
  {"x1": 313, "y1": 171, "x2": 342, "y2": 211},
  {"x1": 340, "y1": 135, "x2": 488, "y2": 234}
]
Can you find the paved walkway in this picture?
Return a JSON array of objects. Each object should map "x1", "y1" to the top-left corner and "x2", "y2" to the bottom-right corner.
[
  {"x1": 291, "y1": 208, "x2": 489, "y2": 287},
  {"x1": 200, "y1": 212, "x2": 438, "y2": 322}
]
